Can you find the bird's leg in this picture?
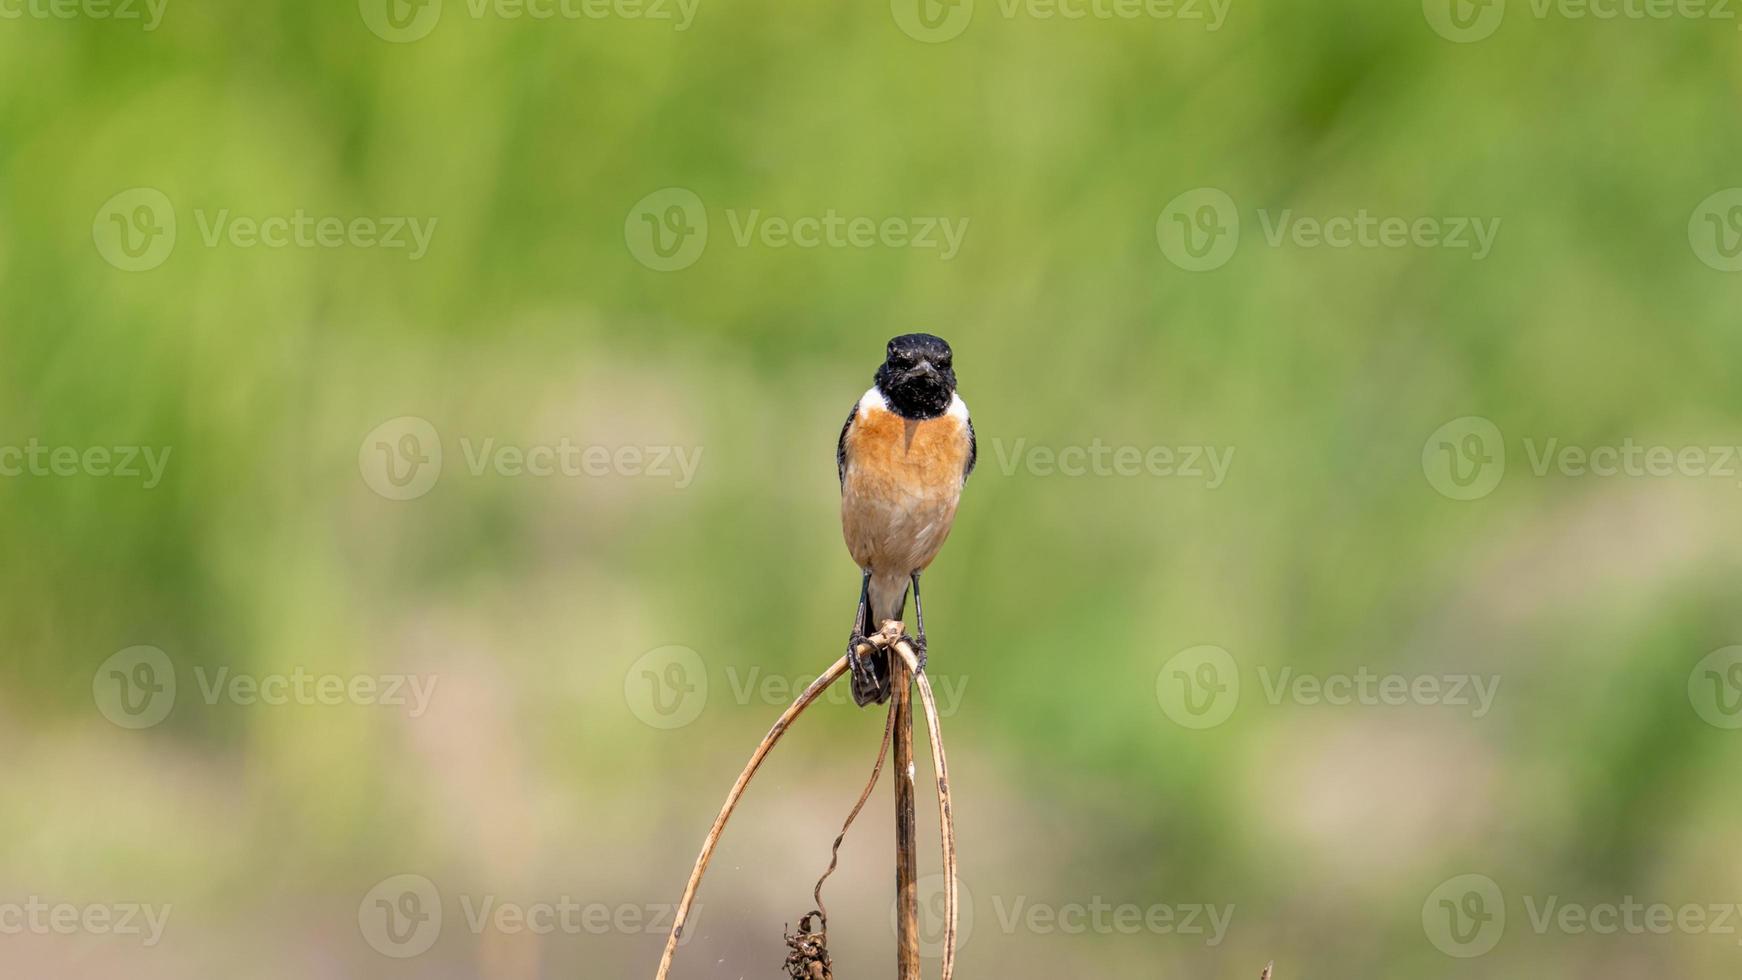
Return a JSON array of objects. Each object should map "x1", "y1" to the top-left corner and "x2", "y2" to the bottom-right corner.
[
  {"x1": 908, "y1": 571, "x2": 929, "y2": 672},
  {"x1": 847, "y1": 570, "x2": 889, "y2": 706}
]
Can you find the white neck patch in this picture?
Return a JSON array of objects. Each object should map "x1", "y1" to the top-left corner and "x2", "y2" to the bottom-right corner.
[
  {"x1": 858, "y1": 386, "x2": 889, "y2": 414},
  {"x1": 861, "y1": 386, "x2": 969, "y2": 422}
]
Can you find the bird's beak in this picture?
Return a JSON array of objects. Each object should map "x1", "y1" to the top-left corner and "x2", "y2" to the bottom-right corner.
[{"x1": 907, "y1": 360, "x2": 941, "y2": 382}]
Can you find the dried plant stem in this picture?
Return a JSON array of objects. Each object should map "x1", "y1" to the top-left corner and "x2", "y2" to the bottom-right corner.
[
  {"x1": 654, "y1": 655, "x2": 851, "y2": 980},
  {"x1": 891, "y1": 648, "x2": 921, "y2": 979},
  {"x1": 655, "y1": 627, "x2": 959, "y2": 980},
  {"x1": 895, "y1": 639, "x2": 958, "y2": 980}
]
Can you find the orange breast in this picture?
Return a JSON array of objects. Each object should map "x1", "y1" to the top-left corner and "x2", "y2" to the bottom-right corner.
[
  {"x1": 847, "y1": 406, "x2": 970, "y2": 488},
  {"x1": 840, "y1": 404, "x2": 970, "y2": 573}
]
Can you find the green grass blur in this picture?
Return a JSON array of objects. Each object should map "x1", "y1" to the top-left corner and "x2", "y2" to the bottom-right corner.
[{"x1": 4, "y1": 1, "x2": 1742, "y2": 977}]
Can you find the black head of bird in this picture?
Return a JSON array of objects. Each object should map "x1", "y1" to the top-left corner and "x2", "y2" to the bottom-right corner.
[{"x1": 874, "y1": 333, "x2": 957, "y2": 420}]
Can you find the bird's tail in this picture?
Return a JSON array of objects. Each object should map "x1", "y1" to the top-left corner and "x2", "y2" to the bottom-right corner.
[{"x1": 868, "y1": 570, "x2": 910, "y2": 629}]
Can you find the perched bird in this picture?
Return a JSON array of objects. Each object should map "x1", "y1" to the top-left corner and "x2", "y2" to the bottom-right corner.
[{"x1": 837, "y1": 333, "x2": 975, "y2": 706}]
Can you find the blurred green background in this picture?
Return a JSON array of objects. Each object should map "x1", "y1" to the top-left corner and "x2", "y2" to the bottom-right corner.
[{"x1": 5, "y1": 0, "x2": 1742, "y2": 977}]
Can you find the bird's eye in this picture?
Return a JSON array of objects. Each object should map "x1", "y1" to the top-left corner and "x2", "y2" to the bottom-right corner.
[{"x1": 937, "y1": 356, "x2": 951, "y2": 369}]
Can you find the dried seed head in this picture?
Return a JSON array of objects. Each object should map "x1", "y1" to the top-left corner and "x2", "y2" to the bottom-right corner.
[{"x1": 782, "y1": 912, "x2": 832, "y2": 980}]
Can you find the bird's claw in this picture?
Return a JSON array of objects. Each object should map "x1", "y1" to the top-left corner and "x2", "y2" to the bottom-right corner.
[{"x1": 847, "y1": 633, "x2": 889, "y2": 707}]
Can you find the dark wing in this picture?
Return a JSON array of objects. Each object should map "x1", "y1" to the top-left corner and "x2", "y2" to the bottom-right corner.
[
  {"x1": 836, "y1": 402, "x2": 858, "y2": 489},
  {"x1": 963, "y1": 415, "x2": 976, "y2": 485}
]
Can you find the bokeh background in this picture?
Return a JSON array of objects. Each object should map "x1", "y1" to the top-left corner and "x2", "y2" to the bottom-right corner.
[{"x1": 5, "y1": 1, "x2": 1742, "y2": 977}]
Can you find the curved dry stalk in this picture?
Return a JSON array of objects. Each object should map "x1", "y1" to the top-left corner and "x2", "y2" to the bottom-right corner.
[
  {"x1": 894, "y1": 639, "x2": 958, "y2": 980},
  {"x1": 813, "y1": 697, "x2": 897, "y2": 921},
  {"x1": 654, "y1": 655, "x2": 851, "y2": 980}
]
